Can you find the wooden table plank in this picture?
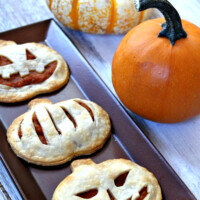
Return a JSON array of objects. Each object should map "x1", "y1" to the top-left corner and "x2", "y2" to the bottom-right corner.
[
  {"x1": 0, "y1": 158, "x2": 22, "y2": 200},
  {"x1": 0, "y1": 0, "x2": 200, "y2": 199}
]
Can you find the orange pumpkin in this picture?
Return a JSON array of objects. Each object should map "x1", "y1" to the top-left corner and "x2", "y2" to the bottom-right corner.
[
  {"x1": 46, "y1": 0, "x2": 152, "y2": 34},
  {"x1": 112, "y1": 0, "x2": 200, "y2": 123}
]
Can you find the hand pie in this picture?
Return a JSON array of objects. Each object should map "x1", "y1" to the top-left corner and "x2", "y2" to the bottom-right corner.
[
  {"x1": 7, "y1": 98, "x2": 111, "y2": 166},
  {"x1": 52, "y1": 159, "x2": 162, "y2": 200},
  {"x1": 0, "y1": 41, "x2": 69, "y2": 103}
]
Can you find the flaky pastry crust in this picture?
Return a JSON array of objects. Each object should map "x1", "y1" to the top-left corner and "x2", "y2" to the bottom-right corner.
[
  {"x1": 52, "y1": 159, "x2": 162, "y2": 200},
  {"x1": 0, "y1": 40, "x2": 16, "y2": 47},
  {"x1": 0, "y1": 41, "x2": 69, "y2": 103},
  {"x1": 7, "y1": 98, "x2": 111, "y2": 166}
]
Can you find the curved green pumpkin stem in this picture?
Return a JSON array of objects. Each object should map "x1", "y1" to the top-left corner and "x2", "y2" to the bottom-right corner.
[{"x1": 134, "y1": 0, "x2": 187, "y2": 46}]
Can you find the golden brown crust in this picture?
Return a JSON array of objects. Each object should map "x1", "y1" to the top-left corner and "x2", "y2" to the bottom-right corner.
[
  {"x1": 52, "y1": 158, "x2": 162, "y2": 200},
  {"x1": 0, "y1": 40, "x2": 17, "y2": 47},
  {"x1": 7, "y1": 98, "x2": 111, "y2": 166},
  {"x1": 0, "y1": 41, "x2": 69, "y2": 103},
  {"x1": 28, "y1": 98, "x2": 52, "y2": 109}
]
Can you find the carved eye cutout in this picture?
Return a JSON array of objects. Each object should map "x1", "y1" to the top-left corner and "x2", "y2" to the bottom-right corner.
[
  {"x1": 107, "y1": 189, "x2": 116, "y2": 200},
  {"x1": 0, "y1": 55, "x2": 13, "y2": 66},
  {"x1": 136, "y1": 187, "x2": 148, "y2": 200},
  {"x1": 74, "y1": 100, "x2": 94, "y2": 121},
  {"x1": 26, "y1": 49, "x2": 36, "y2": 60},
  {"x1": 32, "y1": 113, "x2": 48, "y2": 145},
  {"x1": 75, "y1": 189, "x2": 98, "y2": 199},
  {"x1": 61, "y1": 107, "x2": 77, "y2": 128},
  {"x1": 114, "y1": 171, "x2": 130, "y2": 187}
]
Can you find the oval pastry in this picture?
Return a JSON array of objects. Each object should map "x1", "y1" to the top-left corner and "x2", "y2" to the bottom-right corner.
[
  {"x1": 52, "y1": 159, "x2": 162, "y2": 200},
  {"x1": 0, "y1": 41, "x2": 69, "y2": 103},
  {"x1": 7, "y1": 98, "x2": 111, "y2": 166}
]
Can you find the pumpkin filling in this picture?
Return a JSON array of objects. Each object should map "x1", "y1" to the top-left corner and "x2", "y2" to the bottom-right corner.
[
  {"x1": 138, "y1": 11, "x2": 145, "y2": 24},
  {"x1": 0, "y1": 59, "x2": 57, "y2": 87},
  {"x1": 26, "y1": 49, "x2": 36, "y2": 60},
  {"x1": 69, "y1": 0, "x2": 79, "y2": 30},
  {"x1": 74, "y1": 100, "x2": 94, "y2": 121},
  {"x1": 45, "y1": 108, "x2": 61, "y2": 135},
  {"x1": 114, "y1": 171, "x2": 129, "y2": 187},
  {"x1": 0, "y1": 56, "x2": 13, "y2": 66},
  {"x1": 106, "y1": 0, "x2": 116, "y2": 33},
  {"x1": 32, "y1": 113, "x2": 48, "y2": 145},
  {"x1": 76, "y1": 189, "x2": 98, "y2": 199},
  {"x1": 48, "y1": 0, "x2": 53, "y2": 10},
  {"x1": 61, "y1": 107, "x2": 77, "y2": 128},
  {"x1": 107, "y1": 189, "x2": 115, "y2": 200},
  {"x1": 136, "y1": 187, "x2": 148, "y2": 200},
  {"x1": 18, "y1": 121, "x2": 23, "y2": 139}
]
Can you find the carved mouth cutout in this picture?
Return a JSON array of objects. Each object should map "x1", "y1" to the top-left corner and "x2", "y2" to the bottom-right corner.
[
  {"x1": 73, "y1": 171, "x2": 148, "y2": 200},
  {"x1": 136, "y1": 187, "x2": 148, "y2": 200},
  {"x1": 75, "y1": 187, "x2": 148, "y2": 200},
  {"x1": 0, "y1": 49, "x2": 57, "y2": 87},
  {"x1": 76, "y1": 189, "x2": 98, "y2": 199},
  {"x1": 107, "y1": 189, "x2": 115, "y2": 200}
]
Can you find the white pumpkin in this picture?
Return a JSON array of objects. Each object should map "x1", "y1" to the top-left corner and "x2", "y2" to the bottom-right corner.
[{"x1": 47, "y1": 0, "x2": 153, "y2": 34}]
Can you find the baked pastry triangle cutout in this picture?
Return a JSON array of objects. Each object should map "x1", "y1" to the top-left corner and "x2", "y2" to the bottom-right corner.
[
  {"x1": 52, "y1": 159, "x2": 162, "y2": 200},
  {"x1": 7, "y1": 98, "x2": 111, "y2": 166}
]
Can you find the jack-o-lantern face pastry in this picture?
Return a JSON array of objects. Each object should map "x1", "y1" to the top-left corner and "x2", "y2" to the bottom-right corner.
[
  {"x1": 52, "y1": 159, "x2": 162, "y2": 200},
  {"x1": 7, "y1": 98, "x2": 111, "y2": 166},
  {"x1": 0, "y1": 41, "x2": 69, "y2": 103}
]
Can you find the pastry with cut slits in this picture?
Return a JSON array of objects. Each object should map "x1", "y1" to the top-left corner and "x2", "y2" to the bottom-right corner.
[{"x1": 7, "y1": 98, "x2": 111, "y2": 166}]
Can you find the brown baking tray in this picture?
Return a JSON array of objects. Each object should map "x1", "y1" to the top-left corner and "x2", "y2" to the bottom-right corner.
[{"x1": 0, "y1": 19, "x2": 196, "y2": 200}]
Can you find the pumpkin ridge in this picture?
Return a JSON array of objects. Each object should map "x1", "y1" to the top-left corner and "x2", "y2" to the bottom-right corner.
[
  {"x1": 56, "y1": 0, "x2": 61, "y2": 13},
  {"x1": 49, "y1": 0, "x2": 53, "y2": 10},
  {"x1": 160, "y1": 46, "x2": 173, "y2": 121},
  {"x1": 106, "y1": 0, "x2": 116, "y2": 33},
  {"x1": 138, "y1": 11, "x2": 145, "y2": 24},
  {"x1": 69, "y1": 0, "x2": 79, "y2": 30}
]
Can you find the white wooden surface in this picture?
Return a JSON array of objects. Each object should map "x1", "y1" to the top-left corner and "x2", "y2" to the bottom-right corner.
[{"x1": 0, "y1": 0, "x2": 200, "y2": 199}]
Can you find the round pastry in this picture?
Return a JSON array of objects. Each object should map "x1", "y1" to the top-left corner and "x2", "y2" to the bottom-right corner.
[
  {"x1": 52, "y1": 159, "x2": 162, "y2": 200},
  {"x1": 0, "y1": 41, "x2": 69, "y2": 103},
  {"x1": 7, "y1": 98, "x2": 111, "y2": 166}
]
